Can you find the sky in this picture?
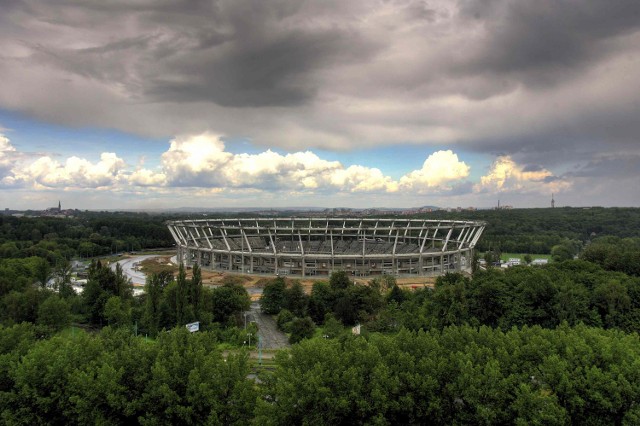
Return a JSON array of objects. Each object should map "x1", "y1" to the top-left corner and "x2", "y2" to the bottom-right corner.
[{"x1": 1, "y1": 0, "x2": 639, "y2": 210}]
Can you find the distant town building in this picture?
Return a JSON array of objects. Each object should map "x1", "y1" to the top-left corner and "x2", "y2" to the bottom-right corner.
[
  {"x1": 46, "y1": 200, "x2": 61, "y2": 213},
  {"x1": 531, "y1": 258, "x2": 549, "y2": 266}
]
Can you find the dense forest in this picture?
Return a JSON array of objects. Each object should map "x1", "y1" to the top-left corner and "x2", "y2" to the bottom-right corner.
[
  {"x1": 0, "y1": 212, "x2": 175, "y2": 262},
  {"x1": 3, "y1": 322, "x2": 640, "y2": 425},
  {"x1": 2, "y1": 208, "x2": 640, "y2": 424},
  {"x1": 417, "y1": 207, "x2": 640, "y2": 254},
  {"x1": 2, "y1": 207, "x2": 640, "y2": 262}
]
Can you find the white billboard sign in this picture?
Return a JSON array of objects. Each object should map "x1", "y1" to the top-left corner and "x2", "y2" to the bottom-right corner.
[{"x1": 186, "y1": 321, "x2": 200, "y2": 333}]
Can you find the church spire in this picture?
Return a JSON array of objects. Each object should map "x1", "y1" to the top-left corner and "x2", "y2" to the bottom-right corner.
[
  {"x1": 58, "y1": 200, "x2": 61, "y2": 211},
  {"x1": 551, "y1": 193, "x2": 555, "y2": 208}
]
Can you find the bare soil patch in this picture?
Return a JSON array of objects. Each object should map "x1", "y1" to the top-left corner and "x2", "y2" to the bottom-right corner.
[{"x1": 139, "y1": 255, "x2": 438, "y2": 293}]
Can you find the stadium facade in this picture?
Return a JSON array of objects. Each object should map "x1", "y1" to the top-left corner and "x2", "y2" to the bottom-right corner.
[{"x1": 167, "y1": 218, "x2": 485, "y2": 277}]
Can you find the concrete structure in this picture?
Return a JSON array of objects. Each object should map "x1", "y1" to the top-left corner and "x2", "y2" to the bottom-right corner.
[
  {"x1": 508, "y1": 258, "x2": 521, "y2": 266},
  {"x1": 531, "y1": 258, "x2": 549, "y2": 266},
  {"x1": 167, "y1": 218, "x2": 485, "y2": 278}
]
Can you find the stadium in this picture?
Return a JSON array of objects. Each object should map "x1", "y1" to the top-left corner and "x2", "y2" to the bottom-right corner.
[{"x1": 167, "y1": 218, "x2": 485, "y2": 278}]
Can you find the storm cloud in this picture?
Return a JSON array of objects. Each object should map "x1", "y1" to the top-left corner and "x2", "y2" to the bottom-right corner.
[{"x1": 1, "y1": 0, "x2": 639, "y2": 206}]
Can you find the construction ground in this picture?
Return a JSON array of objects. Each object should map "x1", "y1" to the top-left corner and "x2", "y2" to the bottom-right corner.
[{"x1": 137, "y1": 254, "x2": 438, "y2": 298}]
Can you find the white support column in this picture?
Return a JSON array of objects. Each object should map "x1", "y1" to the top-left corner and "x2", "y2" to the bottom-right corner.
[
  {"x1": 470, "y1": 225, "x2": 485, "y2": 248},
  {"x1": 219, "y1": 229, "x2": 232, "y2": 271},
  {"x1": 330, "y1": 229, "x2": 335, "y2": 271},
  {"x1": 393, "y1": 230, "x2": 399, "y2": 275},
  {"x1": 167, "y1": 225, "x2": 181, "y2": 246},
  {"x1": 202, "y1": 230, "x2": 213, "y2": 250},
  {"x1": 298, "y1": 231, "x2": 305, "y2": 277},
  {"x1": 456, "y1": 227, "x2": 469, "y2": 249},
  {"x1": 463, "y1": 226, "x2": 475, "y2": 245},
  {"x1": 268, "y1": 229, "x2": 278, "y2": 275},
  {"x1": 176, "y1": 226, "x2": 190, "y2": 248},
  {"x1": 362, "y1": 236, "x2": 366, "y2": 277},
  {"x1": 441, "y1": 228, "x2": 453, "y2": 252},
  {"x1": 431, "y1": 223, "x2": 441, "y2": 248}
]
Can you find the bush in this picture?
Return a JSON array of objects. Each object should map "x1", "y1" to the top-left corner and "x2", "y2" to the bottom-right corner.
[
  {"x1": 276, "y1": 309, "x2": 294, "y2": 333},
  {"x1": 289, "y1": 317, "x2": 315, "y2": 344}
]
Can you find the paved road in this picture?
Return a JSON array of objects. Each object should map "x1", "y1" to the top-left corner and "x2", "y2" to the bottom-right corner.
[
  {"x1": 111, "y1": 255, "x2": 157, "y2": 286},
  {"x1": 246, "y1": 302, "x2": 290, "y2": 350}
]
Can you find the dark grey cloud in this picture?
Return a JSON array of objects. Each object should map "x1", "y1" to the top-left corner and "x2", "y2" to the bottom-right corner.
[
  {"x1": 456, "y1": 1, "x2": 640, "y2": 82},
  {"x1": 564, "y1": 155, "x2": 640, "y2": 179},
  {"x1": 0, "y1": 0, "x2": 639, "y2": 205},
  {"x1": 142, "y1": 28, "x2": 375, "y2": 107},
  {"x1": 6, "y1": 0, "x2": 378, "y2": 108}
]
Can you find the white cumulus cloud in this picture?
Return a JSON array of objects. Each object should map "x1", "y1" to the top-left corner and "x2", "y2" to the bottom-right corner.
[
  {"x1": 5, "y1": 130, "x2": 575, "y2": 206},
  {"x1": 0, "y1": 133, "x2": 19, "y2": 186},
  {"x1": 17, "y1": 152, "x2": 127, "y2": 189},
  {"x1": 399, "y1": 150, "x2": 470, "y2": 191},
  {"x1": 149, "y1": 133, "x2": 399, "y2": 193},
  {"x1": 475, "y1": 156, "x2": 570, "y2": 194}
]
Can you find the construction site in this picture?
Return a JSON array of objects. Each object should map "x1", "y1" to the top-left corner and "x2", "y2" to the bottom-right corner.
[{"x1": 167, "y1": 217, "x2": 485, "y2": 278}]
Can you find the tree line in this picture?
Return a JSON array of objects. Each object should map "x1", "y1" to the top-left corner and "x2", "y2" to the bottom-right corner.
[
  {"x1": 0, "y1": 257, "x2": 253, "y2": 345},
  {"x1": 0, "y1": 212, "x2": 175, "y2": 263},
  {"x1": 2, "y1": 322, "x2": 640, "y2": 424},
  {"x1": 260, "y1": 260, "x2": 640, "y2": 342},
  {"x1": 581, "y1": 236, "x2": 640, "y2": 277},
  {"x1": 415, "y1": 207, "x2": 640, "y2": 254}
]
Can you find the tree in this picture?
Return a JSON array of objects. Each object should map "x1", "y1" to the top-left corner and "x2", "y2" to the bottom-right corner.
[
  {"x1": 471, "y1": 250, "x2": 481, "y2": 273},
  {"x1": 369, "y1": 275, "x2": 396, "y2": 294},
  {"x1": 308, "y1": 282, "x2": 334, "y2": 324},
  {"x1": 191, "y1": 263, "x2": 203, "y2": 319},
  {"x1": 54, "y1": 259, "x2": 74, "y2": 298},
  {"x1": 429, "y1": 274, "x2": 470, "y2": 327},
  {"x1": 143, "y1": 271, "x2": 172, "y2": 336},
  {"x1": 387, "y1": 284, "x2": 406, "y2": 305},
  {"x1": 37, "y1": 295, "x2": 70, "y2": 332},
  {"x1": 329, "y1": 270, "x2": 351, "y2": 291},
  {"x1": 284, "y1": 281, "x2": 308, "y2": 317},
  {"x1": 175, "y1": 263, "x2": 188, "y2": 325},
  {"x1": 592, "y1": 279, "x2": 630, "y2": 328},
  {"x1": 34, "y1": 258, "x2": 51, "y2": 289},
  {"x1": 113, "y1": 263, "x2": 132, "y2": 300},
  {"x1": 551, "y1": 244, "x2": 573, "y2": 262},
  {"x1": 260, "y1": 277, "x2": 287, "y2": 314},
  {"x1": 103, "y1": 296, "x2": 131, "y2": 327},
  {"x1": 208, "y1": 283, "x2": 250, "y2": 325},
  {"x1": 322, "y1": 314, "x2": 343, "y2": 338},
  {"x1": 289, "y1": 317, "x2": 315, "y2": 343},
  {"x1": 83, "y1": 261, "x2": 126, "y2": 326},
  {"x1": 468, "y1": 277, "x2": 508, "y2": 328},
  {"x1": 276, "y1": 309, "x2": 294, "y2": 332},
  {"x1": 334, "y1": 293, "x2": 359, "y2": 325}
]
